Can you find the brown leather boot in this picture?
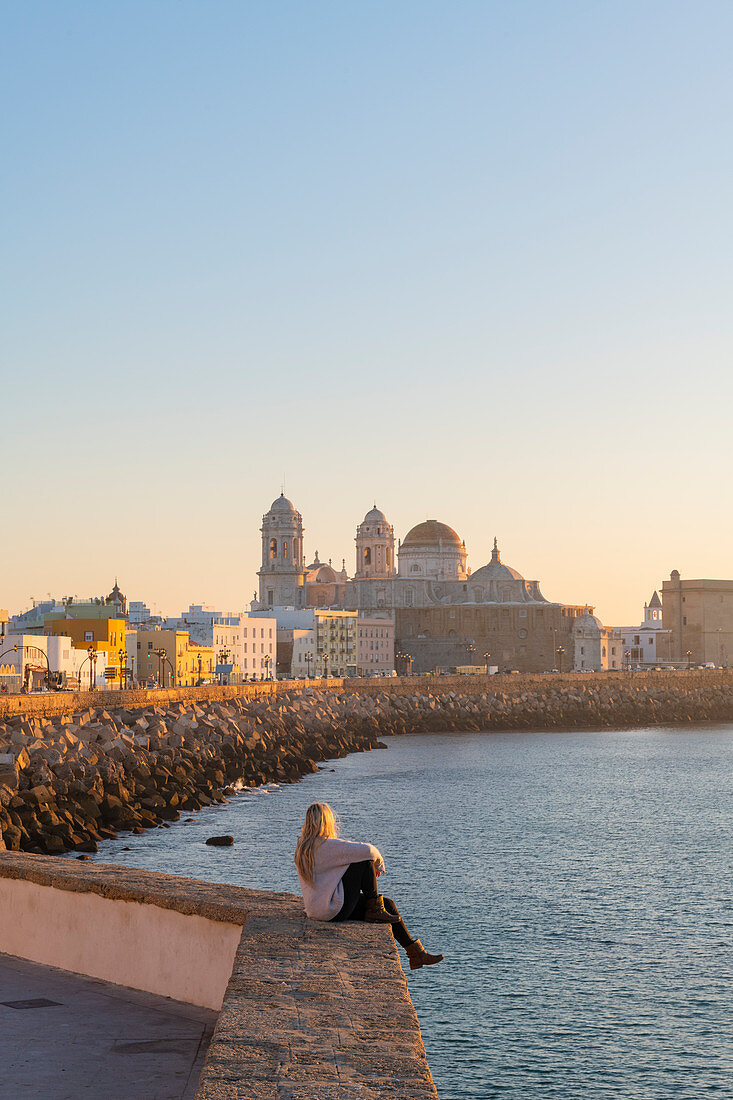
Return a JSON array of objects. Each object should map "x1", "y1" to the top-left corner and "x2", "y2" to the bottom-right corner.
[
  {"x1": 406, "y1": 939, "x2": 444, "y2": 970},
  {"x1": 363, "y1": 896, "x2": 400, "y2": 924}
]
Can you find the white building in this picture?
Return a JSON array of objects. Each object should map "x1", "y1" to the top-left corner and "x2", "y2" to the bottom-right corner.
[
  {"x1": 572, "y1": 611, "x2": 623, "y2": 671},
  {"x1": 617, "y1": 591, "x2": 671, "y2": 668},
  {"x1": 291, "y1": 628, "x2": 316, "y2": 677},
  {"x1": 0, "y1": 634, "x2": 109, "y2": 691},
  {"x1": 165, "y1": 606, "x2": 277, "y2": 681}
]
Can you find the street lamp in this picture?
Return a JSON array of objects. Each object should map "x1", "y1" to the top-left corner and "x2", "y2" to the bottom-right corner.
[
  {"x1": 118, "y1": 648, "x2": 127, "y2": 691},
  {"x1": 483, "y1": 651, "x2": 491, "y2": 676},
  {"x1": 555, "y1": 646, "x2": 565, "y2": 674},
  {"x1": 465, "y1": 642, "x2": 476, "y2": 663},
  {"x1": 218, "y1": 647, "x2": 231, "y2": 686},
  {"x1": 686, "y1": 649, "x2": 692, "y2": 671},
  {"x1": 153, "y1": 648, "x2": 174, "y2": 688},
  {"x1": 304, "y1": 651, "x2": 313, "y2": 679},
  {"x1": 264, "y1": 653, "x2": 272, "y2": 680},
  {"x1": 88, "y1": 645, "x2": 96, "y2": 691},
  {"x1": 624, "y1": 649, "x2": 631, "y2": 670}
]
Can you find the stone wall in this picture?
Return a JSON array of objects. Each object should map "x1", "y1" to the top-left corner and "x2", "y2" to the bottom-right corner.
[{"x1": 0, "y1": 854, "x2": 437, "y2": 1098}]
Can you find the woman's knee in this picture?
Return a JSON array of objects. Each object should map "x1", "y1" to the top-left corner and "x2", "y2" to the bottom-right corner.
[{"x1": 382, "y1": 896, "x2": 398, "y2": 914}]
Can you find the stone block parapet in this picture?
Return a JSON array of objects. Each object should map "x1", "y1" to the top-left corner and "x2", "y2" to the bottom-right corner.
[
  {"x1": 196, "y1": 908, "x2": 438, "y2": 1100},
  {"x1": 0, "y1": 854, "x2": 437, "y2": 1098},
  {"x1": 0, "y1": 851, "x2": 295, "y2": 924}
]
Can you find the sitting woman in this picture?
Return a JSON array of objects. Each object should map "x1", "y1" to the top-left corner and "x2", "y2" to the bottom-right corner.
[{"x1": 294, "y1": 801, "x2": 443, "y2": 971}]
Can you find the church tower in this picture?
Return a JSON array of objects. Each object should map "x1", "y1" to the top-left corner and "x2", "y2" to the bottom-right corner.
[
  {"x1": 257, "y1": 494, "x2": 305, "y2": 608},
  {"x1": 355, "y1": 506, "x2": 396, "y2": 579}
]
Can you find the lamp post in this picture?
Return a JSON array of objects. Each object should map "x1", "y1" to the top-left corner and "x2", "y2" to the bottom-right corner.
[
  {"x1": 0, "y1": 644, "x2": 52, "y2": 688},
  {"x1": 555, "y1": 645, "x2": 565, "y2": 674},
  {"x1": 88, "y1": 645, "x2": 96, "y2": 690},
  {"x1": 322, "y1": 654, "x2": 329, "y2": 679},
  {"x1": 483, "y1": 651, "x2": 491, "y2": 676},
  {"x1": 197, "y1": 652, "x2": 203, "y2": 685},
  {"x1": 264, "y1": 653, "x2": 272, "y2": 681},
  {"x1": 218, "y1": 647, "x2": 231, "y2": 686},
  {"x1": 465, "y1": 642, "x2": 476, "y2": 665},
  {"x1": 304, "y1": 651, "x2": 313, "y2": 679},
  {"x1": 0, "y1": 644, "x2": 52, "y2": 692},
  {"x1": 624, "y1": 649, "x2": 631, "y2": 670},
  {"x1": 118, "y1": 648, "x2": 127, "y2": 692},
  {"x1": 153, "y1": 648, "x2": 173, "y2": 688},
  {"x1": 686, "y1": 649, "x2": 692, "y2": 671}
]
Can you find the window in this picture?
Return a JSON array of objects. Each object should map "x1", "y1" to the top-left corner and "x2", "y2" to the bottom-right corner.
[
  {"x1": 683, "y1": 617, "x2": 687, "y2": 625},
  {"x1": 269, "y1": 539, "x2": 277, "y2": 559},
  {"x1": 364, "y1": 548, "x2": 371, "y2": 565},
  {"x1": 282, "y1": 540, "x2": 289, "y2": 559},
  {"x1": 519, "y1": 610, "x2": 527, "y2": 618},
  {"x1": 406, "y1": 588, "x2": 414, "y2": 607}
]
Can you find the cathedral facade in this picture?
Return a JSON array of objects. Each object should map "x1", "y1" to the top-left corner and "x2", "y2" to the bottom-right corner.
[{"x1": 254, "y1": 495, "x2": 590, "y2": 672}]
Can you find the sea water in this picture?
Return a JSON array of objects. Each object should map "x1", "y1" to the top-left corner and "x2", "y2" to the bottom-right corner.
[{"x1": 97, "y1": 727, "x2": 733, "y2": 1099}]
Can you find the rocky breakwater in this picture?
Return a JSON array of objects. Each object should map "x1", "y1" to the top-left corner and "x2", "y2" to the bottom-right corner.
[
  {"x1": 0, "y1": 692, "x2": 389, "y2": 856},
  {"x1": 379, "y1": 677, "x2": 733, "y2": 732},
  {"x1": 1, "y1": 678, "x2": 731, "y2": 856}
]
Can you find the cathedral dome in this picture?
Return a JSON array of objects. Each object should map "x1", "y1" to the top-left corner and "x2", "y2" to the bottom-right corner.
[
  {"x1": 574, "y1": 610, "x2": 604, "y2": 632},
  {"x1": 402, "y1": 520, "x2": 462, "y2": 548},
  {"x1": 363, "y1": 505, "x2": 388, "y2": 525},
  {"x1": 268, "y1": 493, "x2": 297, "y2": 515},
  {"x1": 470, "y1": 538, "x2": 523, "y2": 582}
]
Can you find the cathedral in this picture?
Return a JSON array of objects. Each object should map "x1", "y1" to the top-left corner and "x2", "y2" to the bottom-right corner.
[{"x1": 254, "y1": 494, "x2": 590, "y2": 673}]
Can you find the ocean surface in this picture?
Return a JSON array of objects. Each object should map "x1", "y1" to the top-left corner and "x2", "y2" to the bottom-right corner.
[{"x1": 96, "y1": 727, "x2": 733, "y2": 1099}]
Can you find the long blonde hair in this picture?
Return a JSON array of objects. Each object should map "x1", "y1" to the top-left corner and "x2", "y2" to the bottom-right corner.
[{"x1": 295, "y1": 802, "x2": 339, "y2": 884}]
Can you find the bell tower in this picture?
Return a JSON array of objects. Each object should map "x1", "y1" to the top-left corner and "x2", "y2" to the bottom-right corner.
[
  {"x1": 355, "y1": 505, "x2": 395, "y2": 579},
  {"x1": 257, "y1": 494, "x2": 305, "y2": 608}
]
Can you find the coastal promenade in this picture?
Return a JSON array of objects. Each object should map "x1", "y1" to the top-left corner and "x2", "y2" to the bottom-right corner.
[{"x1": 0, "y1": 854, "x2": 438, "y2": 1099}]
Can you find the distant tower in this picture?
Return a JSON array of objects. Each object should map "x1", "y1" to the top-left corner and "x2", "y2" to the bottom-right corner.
[
  {"x1": 355, "y1": 506, "x2": 396, "y2": 579},
  {"x1": 257, "y1": 493, "x2": 305, "y2": 608},
  {"x1": 644, "y1": 590, "x2": 663, "y2": 624}
]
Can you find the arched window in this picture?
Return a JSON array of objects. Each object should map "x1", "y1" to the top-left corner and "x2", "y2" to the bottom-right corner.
[
  {"x1": 405, "y1": 588, "x2": 414, "y2": 607},
  {"x1": 364, "y1": 548, "x2": 372, "y2": 565},
  {"x1": 269, "y1": 538, "x2": 277, "y2": 559},
  {"x1": 282, "y1": 540, "x2": 289, "y2": 559}
]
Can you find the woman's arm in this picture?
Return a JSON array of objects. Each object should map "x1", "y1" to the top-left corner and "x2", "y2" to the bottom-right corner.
[{"x1": 318, "y1": 838, "x2": 385, "y2": 873}]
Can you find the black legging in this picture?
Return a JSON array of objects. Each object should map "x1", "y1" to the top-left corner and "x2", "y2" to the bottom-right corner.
[{"x1": 331, "y1": 860, "x2": 414, "y2": 948}]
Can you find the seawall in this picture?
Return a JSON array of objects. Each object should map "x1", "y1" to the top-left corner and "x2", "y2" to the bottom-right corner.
[
  {"x1": 1, "y1": 672, "x2": 733, "y2": 855},
  {"x1": 0, "y1": 853, "x2": 438, "y2": 1098}
]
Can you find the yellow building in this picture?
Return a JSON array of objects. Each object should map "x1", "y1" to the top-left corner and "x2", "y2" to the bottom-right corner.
[
  {"x1": 45, "y1": 617, "x2": 126, "y2": 685},
  {"x1": 135, "y1": 629, "x2": 215, "y2": 687}
]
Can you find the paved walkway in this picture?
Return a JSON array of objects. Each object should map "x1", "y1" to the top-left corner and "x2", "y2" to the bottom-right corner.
[{"x1": 0, "y1": 953, "x2": 216, "y2": 1099}]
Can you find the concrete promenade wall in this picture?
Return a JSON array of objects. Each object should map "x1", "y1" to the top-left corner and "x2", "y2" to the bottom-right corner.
[
  {"x1": 0, "y1": 855, "x2": 438, "y2": 1099},
  {"x1": 0, "y1": 854, "x2": 250, "y2": 1009},
  {"x1": 3, "y1": 668, "x2": 733, "y2": 721}
]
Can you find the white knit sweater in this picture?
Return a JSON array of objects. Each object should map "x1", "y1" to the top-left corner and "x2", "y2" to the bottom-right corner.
[{"x1": 297, "y1": 837, "x2": 385, "y2": 920}]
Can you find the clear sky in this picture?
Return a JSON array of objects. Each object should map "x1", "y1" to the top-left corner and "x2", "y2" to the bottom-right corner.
[{"x1": 2, "y1": 1, "x2": 732, "y2": 624}]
